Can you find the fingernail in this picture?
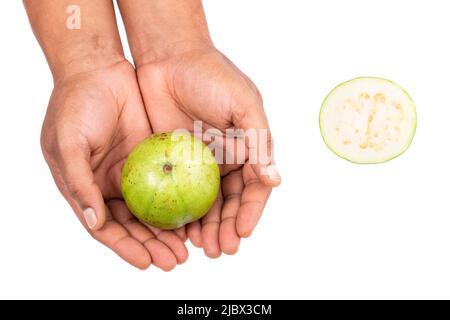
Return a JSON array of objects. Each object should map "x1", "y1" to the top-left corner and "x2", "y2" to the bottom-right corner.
[
  {"x1": 264, "y1": 164, "x2": 281, "y2": 182},
  {"x1": 83, "y1": 208, "x2": 97, "y2": 229}
]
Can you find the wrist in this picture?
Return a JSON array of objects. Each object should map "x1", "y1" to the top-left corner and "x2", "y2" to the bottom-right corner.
[
  {"x1": 24, "y1": 0, "x2": 125, "y2": 83},
  {"x1": 117, "y1": 0, "x2": 213, "y2": 66},
  {"x1": 48, "y1": 40, "x2": 125, "y2": 83},
  {"x1": 133, "y1": 39, "x2": 214, "y2": 67}
]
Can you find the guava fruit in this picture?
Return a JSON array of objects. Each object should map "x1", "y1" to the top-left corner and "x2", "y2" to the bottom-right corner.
[
  {"x1": 319, "y1": 77, "x2": 417, "y2": 164},
  {"x1": 121, "y1": 132, "x2": 220, "y2": 230}
]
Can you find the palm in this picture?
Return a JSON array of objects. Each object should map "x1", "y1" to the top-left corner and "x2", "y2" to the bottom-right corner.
[
  {"x1": 137, "y1": 49, "x2": 273, "y2": 257},
  {"x1": 42, "y1": 61, "x2": 187, "y2": 270}
]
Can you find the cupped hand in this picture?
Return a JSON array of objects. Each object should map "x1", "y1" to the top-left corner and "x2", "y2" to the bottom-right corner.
[
  {"x1": 41, "y1": 60, "x2": 188, "y2": 270},
  {"x1": 136, "y1": 47, "x2": 281, "y2": 258}
]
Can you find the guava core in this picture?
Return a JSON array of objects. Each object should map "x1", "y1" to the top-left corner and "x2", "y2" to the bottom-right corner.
[
  {"x1": 319, "y1": 77, "x2": 417, "y2": 164},
  {"x1": 121, "y1": 132, "x2": 220, "y2": 230}
]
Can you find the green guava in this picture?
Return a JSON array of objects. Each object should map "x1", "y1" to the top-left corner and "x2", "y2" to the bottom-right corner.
[
  {"x1": 121, "y1": 132, "x2": 220, "y2": 230},
  {"x1": 319, "y1": 77, "x2": 417, "y2": 164}
]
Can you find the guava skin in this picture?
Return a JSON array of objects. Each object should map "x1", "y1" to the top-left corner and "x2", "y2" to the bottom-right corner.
[{"x1": 121, "y1": 132, "x2": 220, "y2": 230}]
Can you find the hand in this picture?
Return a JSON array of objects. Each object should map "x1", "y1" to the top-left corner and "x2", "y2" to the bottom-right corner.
[
  {"x1": 41, "y1": 60, "x2": 188, "y2": 270},
  {"x1": 136, "y1": 47, "x2": 281, "y2": 258}
]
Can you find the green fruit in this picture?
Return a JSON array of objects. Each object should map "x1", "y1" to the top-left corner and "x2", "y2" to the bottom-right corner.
[
  {"x1": 121, "y1": 132, "x2": 220, "y2": 230},
  {"x1": 319, "y1": 77, "x2": 417, "y2": 164}
]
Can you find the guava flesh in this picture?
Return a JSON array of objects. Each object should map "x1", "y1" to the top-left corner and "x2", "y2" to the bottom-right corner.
[
  {"x1": 320, "y1": 77, "x2": 417, "y2": 164},
  {"x1": 121, "y1": 132, "x2": 220, "y2": 229}
]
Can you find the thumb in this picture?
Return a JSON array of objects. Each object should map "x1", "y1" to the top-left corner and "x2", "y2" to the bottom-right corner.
[
  {"x1": 44, "y1": 136, "x2": 106, "y2": 231},
  {"x1": 234, "y1": 103, "x2": 281, "y2": 187}
]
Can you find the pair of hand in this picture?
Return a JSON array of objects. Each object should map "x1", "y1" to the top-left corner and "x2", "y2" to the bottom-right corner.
[{"x1": 42, "y1": 47, "x2": 280, "y2": 270}]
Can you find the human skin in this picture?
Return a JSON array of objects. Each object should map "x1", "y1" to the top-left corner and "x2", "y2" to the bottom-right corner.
[
  {"x1": 23, "y1": 0, "x2": 188, "y2": 271},
  {"x1": 118, "y1": 0, "x2": 282, "y2": 258}
]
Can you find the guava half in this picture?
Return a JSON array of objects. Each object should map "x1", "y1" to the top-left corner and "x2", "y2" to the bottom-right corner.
[{"x1": 319, "y1": 77, "x2": 417, "y2": 164}]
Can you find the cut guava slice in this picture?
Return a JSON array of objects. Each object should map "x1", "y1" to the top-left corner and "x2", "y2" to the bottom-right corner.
[{"x1": 319, "y1": 77, "x2": 417, "y2": 164}]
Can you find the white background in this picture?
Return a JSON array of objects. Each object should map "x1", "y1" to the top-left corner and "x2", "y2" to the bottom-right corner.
[{"x1": 1, "y1": 0, "x2": 450, "y2": 299}]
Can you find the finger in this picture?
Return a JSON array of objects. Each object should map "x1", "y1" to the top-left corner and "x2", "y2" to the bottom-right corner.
[
  {"x1": 233, "y1": 100, "x2": 281, "y2": 187},
  {"x1": 45, "y1": 135, "x2": 106, "y2": 231},
  {"x1": 201, "y1": 193, "x2": 223, "y2": 258},
  {"x1": 110, "y1": 201, "x2": 182, "y2": 270},
  {"x1": 143, "y1": 238, "x2": 178, "y2": 272},
  {"x1": 144, "y1": 224, "x2": 189, "y2": 265},
  {"x1": 175, "y1": 226, "x2": 188, "y2": 242},
  {"x1": 236, "y1": 164, "x2": 272, "y2": 238},
  {"x1": 187, "y1": 221, "x2": 202, "y2": 248},
  {"x1": 155, "y1": 231, "x2": 189, "y2": 264},
  {"x1": 109, "y1": 200, "x2": 155, "y2": 242},
  {"x1": 220, "y1": 170, "x2": 243, "y2": 255},
  {"x1": 91, "y1": 205, "x2": 151, "y2": 270}
]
